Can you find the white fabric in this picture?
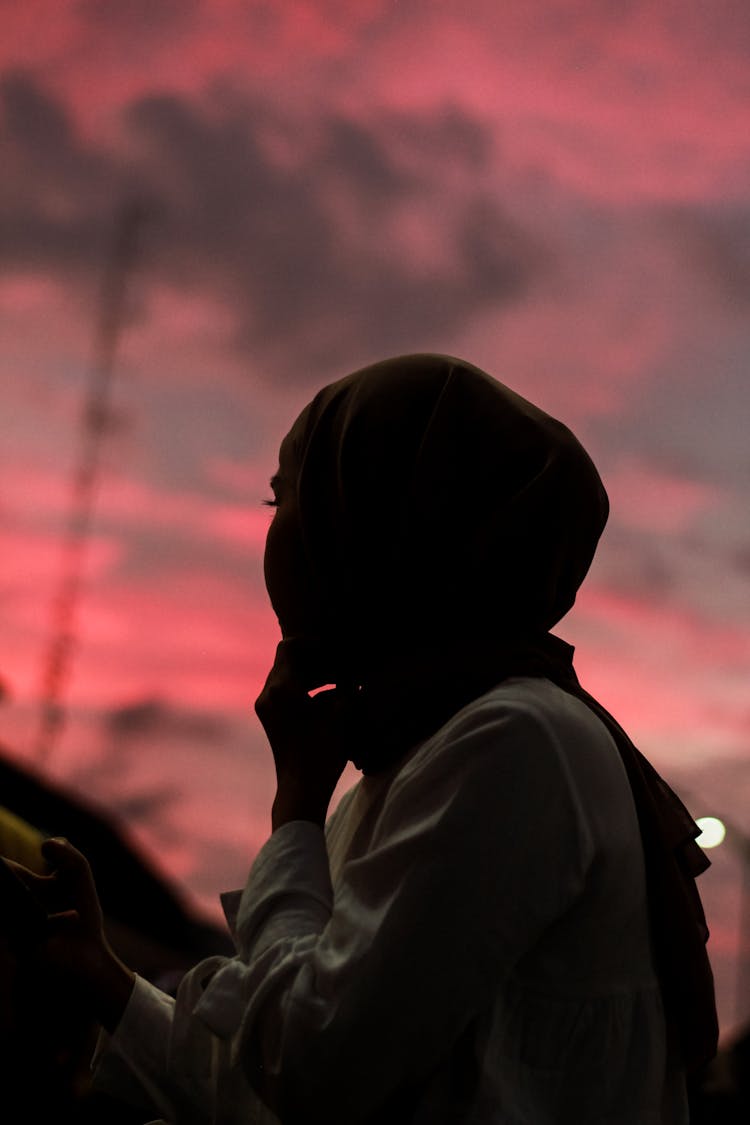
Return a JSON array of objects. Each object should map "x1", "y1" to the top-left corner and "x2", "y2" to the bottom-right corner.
[{"x1": 97, "y1": 677, "x2": 688, "y2": 1124}]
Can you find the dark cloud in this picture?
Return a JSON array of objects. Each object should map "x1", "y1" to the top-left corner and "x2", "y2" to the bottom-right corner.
[
  {"x1": 76, "y1": 0, "x2": 200, "y2": 38},
  {"x1": 64, "y1": 698, "x2": 237, "y2": 826},
  {"x1": 383, "y1": 105, "x2": 491, "y2": 168},
  {"x1": 734, "y1": 544, "x2": 750, "y2": 576},
  {"x1": 0, "y1": 72, "x2": 122, "y2": 276},
  {"x1": 323, "y1": 114, "x2": 421, "y2": 204},
  {"x1": 106, "y1": 696, "x2": 229, "y2": 741},
  {"x1": 108, "y1": 525, "x2": 258, "y2": 585},
  {"x1": 126, "y1": 88, "x2": 542, "y2": 376},
  {"x1": 594, "y1": 527, "x2": 676, "y2": 599},
  {"x1": 659, "y1": 204, "x2": 750, "y2": 310},
  {"x1": 1, "y1": 71, "x2": 546, "y2": 381},
  {"x1": 102, "y1": 784, "x2": 179, "y2": 825}
]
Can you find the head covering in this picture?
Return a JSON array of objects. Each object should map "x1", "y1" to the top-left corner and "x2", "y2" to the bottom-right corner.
[
  {"x1": 285, "y1": 353, "x2": 607, "y2": 656},
  {"x1": 281, "y1": 353, "x2": 717, "y2": 1070}
]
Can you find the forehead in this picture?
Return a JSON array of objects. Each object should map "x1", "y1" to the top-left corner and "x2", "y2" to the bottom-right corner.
[{"x1": 276, "y1": 429, "x2": 297, "y2": 476}]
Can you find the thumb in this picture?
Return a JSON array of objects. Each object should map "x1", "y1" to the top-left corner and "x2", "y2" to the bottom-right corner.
[
  {"x1": 41, "y1": 838, "x2": 98, "y2": 918},
  {"x1": 41, "y1": 838, "x2": 90, "y2": 881}
]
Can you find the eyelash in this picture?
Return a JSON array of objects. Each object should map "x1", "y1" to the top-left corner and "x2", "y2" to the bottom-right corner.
[{"x1": 262, "y1": 498, "x2": 279, "y2": 508}]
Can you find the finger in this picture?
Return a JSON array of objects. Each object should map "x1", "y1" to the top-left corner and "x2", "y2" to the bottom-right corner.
[
  {"x1": 45, "y1": 908, "x2": 82, "y2": 934},
  {"x1": 256, "y1": 650, "x2": 310, "y2": 720},
  {"x1": 40, "y1": 838, "x2": 96, "y2": 901},
  {"x1": 3, "y1": 858, "x2": 55, "y2": 901},
  {"x1": 41, "y1": 837, "x2": 87, "y2": 871},
  {"x1": 4, "y1": 859, "x2": 87, "y2": 927},
  {"x1": 309, "y1": 686, "x2": 362, "y2": 744},
  {"x1": 43, "y1": 909, "x2": 86, "y2": 965},
  {"x1": 256, "y1": 643, "x2": 344, "y2": 730},
  {"x1": 3, "y1": 857, "x2": 43, "y2": 887},
  {"x1": 256, "y1": 678, "x2": 311, "y2": 730},
  {"x1": 272, "y1": 637, "x2": 340, "y2": 692}
]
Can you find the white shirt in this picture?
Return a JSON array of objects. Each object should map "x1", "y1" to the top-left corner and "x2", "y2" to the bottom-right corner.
[{"x1": 96, "y1": 677, "x2": 688, "y2": 1123}]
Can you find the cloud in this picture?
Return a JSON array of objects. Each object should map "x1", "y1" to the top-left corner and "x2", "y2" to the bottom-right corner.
[
  {"x1": 1, "y1": 71, "x2": 546, "y2": 383},
  {"x1": 75, "y1": 0, "x2": 201, "y2": 39},
  {"x1": 658, "y1": 204, "x2": 750, "y2": 312},
  {"x1": 603, "y1": 455, "x2": 723, "y2": 535},
  {"x1": 105, "y1": 695, "x2": 230, "y2": 741},
  {"x1": 5, "y1": 1, "x2": 749, "y2": 212},
  {"x1": 0, "y1": 456, "x2": 276, "y2": 715},
  {"x1": 0, "y1": 0, "x2": 747, "y2": 1025},
  {"x1": 124, "y1": 87, "x2": 546, "y2": 377},
  {"x1": 566, "y1": 580, "x2": 750, "y2": 764},
  {"x1": 1, "y1": 461, "x2": 270, "y2": 557},
  {"x1": 0, "y1": 72, "x2": 123, "y2": 277},
  {"x1": 57, "y1": 690, "x2": 263, "y2": 906}
]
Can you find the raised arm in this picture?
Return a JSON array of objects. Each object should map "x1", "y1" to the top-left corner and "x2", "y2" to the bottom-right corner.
[{"x1": 194, "y1": 697, "x2": 594, "y2": 1123}]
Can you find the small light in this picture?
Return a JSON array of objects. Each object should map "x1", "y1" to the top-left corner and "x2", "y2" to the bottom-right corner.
[{"x1": 695, "y1": 817, "x2": 726, "y2": 849}]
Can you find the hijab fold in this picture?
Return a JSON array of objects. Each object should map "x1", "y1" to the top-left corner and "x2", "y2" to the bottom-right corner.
[{"x1": 284, "y1": 353, "x2": 718, "y2": 1071}]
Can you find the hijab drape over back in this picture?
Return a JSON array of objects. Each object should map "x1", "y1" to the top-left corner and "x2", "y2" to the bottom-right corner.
[{"x1": 282, "y1": 353, "x2": 718, "y2": 1071}]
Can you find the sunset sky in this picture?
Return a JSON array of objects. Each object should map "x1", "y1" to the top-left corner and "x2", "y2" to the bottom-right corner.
[{"x1": 1, "y1": 1, "x2": 749, "y2": 1037}]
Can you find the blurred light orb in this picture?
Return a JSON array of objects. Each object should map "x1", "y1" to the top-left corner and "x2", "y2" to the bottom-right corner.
[{"x1": 695, "y1": 817, "x2": 726, "y2": 848}]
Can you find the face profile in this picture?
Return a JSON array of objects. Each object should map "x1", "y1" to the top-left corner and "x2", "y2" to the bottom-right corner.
[{"x1": 263, "y1": 443, "x2": 313, "y2": 641}]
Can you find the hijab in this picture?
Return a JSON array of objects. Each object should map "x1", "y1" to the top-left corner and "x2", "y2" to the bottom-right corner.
[
  {"x1": 282, "y1": 352, "x2": 717, "y2": 1070},
  {"x1": 286, "y1": 353, "x2": 607, "y2": 651}
]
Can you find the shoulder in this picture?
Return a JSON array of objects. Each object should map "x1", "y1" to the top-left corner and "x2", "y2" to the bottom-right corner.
[
  {"x1": 383, "y1": 677, "x2": 629, "y2": 853},
  {"x1": 453, "y1": 676, "x2": 609, "y2": 740},
  {"x1": 409, "y1": 677, "x2": 616, "y2": 782},
  {"x1": 368, "y1": 679, "x2": 605, "y2": 919}
]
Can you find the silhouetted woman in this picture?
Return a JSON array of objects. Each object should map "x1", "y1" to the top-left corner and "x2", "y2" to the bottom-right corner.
[{"x1": 12, "y1": 356, "x2": 717, "y2": 1123}]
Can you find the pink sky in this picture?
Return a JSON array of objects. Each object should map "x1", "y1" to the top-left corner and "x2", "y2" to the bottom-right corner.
[{"x1": 1, "y1": 1, "x2": 749, "y2": 1037}]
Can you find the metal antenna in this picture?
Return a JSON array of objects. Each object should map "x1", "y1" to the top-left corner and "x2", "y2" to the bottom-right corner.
[{"x1": 34, "y1": 201, "x2": 148, "y2": 764}]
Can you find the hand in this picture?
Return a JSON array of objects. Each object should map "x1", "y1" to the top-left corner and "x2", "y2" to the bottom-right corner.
[
  {"x1": 255, "y1": 638, "x2": 357, "y2": 831},
  {"x1": 7, "y1": 839, "x2": 135, "y2": 1032}
]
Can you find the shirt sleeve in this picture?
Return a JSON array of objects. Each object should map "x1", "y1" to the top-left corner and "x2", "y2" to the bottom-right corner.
[
  {"x1": 193, "y1": 696, "x2": 596, "y2": 1124},
  {"x1": 94, "y1": 958, "x2": 233, "y2": 1124}
]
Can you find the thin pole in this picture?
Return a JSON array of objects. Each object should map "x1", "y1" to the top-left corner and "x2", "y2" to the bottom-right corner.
[
  {"x1": 671, "y1": 782, "x2": 750, "y2": 1038},
  {"x1": 34, "y1": 202, "x2": 147, "y2": 765},
  {"x1": 738, "y1": 840, "x2": 750, "y2": 1030}
]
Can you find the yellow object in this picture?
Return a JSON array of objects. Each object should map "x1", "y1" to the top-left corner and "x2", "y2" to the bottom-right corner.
[{"x1": 0, "y1": 806, "x2": 46, "y2": 873}]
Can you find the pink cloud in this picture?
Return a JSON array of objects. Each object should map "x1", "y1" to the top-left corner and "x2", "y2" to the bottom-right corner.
[
  {"x1": 0, "y1": 454, "x2": 276, "y2": 744},
  {"x1": 354, "y1": 3, "x2": 749, "y2": 204},
  {"x1": 55, "y1": 570, "x2": 276, "y2": 708},
  {"x1": 1, "y1": 0, "x2": 747, "y2": 1027},
  {"x1": 566, "y1": 583, "x2": 750, "y2": 765},
  {"x1": 125, "y1": 285, "x2": 241, "y2": 379},
  {"x1": 4, "y1": 1, "x2": 747, "y2": 206},
  {"x1": 2, "y1": 462, "x2": 271, "y2": 552},
  {"x1": 0, "y1": 521, "x2": 124, "y2": 698},
  {"x1": 204, "y1": 455, "x2": 275, "y2": 496},
  {"x1": 603, "y1": 457, "x2": 724, "y2": 534},
  {"x1": 0, "y1": 1, "x2": 389, "y2": 134},
  {"x1": 0, "y1": 273, "x2": 91, "y2": 387}
]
